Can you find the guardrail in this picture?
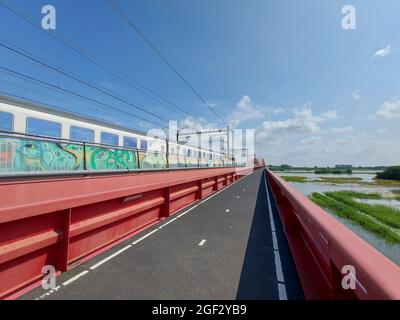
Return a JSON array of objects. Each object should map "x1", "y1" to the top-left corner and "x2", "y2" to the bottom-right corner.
[
  {"x1": 265, "y1": 169, "x2": 400, "y2": 300},
  {"x1": 0, "y1": 131, "x2": 240, "y2": 176},
  {"x1": 0, "y1": 165, "x2": 260, "y2": 299}
]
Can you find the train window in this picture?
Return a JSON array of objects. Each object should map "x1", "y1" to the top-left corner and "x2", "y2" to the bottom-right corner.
[
  {"x1": 187, "y1": 149, "x2": 191, "y2": 157},
  {"x1": 70, "y1": 126, "x2": 94, "y2": 143},
  {"x1": 26, "y1": 117, "x2": 61, "y2": 138},
  {"x1": 123, "y1": 136, "x2": 137, "y2": 149},
  {"x1": 0, "y1": 111, "x2": 13, "y2": 131},
  {"x1": 101, "y1": 132, "x2": 119, "y2": 146},
  {"x1": 161, "y1": 145, "x2": 165, "y2": 153},
  {"x1": 170, "y1": 147, "x2": 175, "y2": 155},
  {"x1": 141, "y1": 140, "x2": 148, "y2": 151}
]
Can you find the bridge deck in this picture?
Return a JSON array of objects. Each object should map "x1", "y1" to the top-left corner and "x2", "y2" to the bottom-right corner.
[{"x1": 20, "y1": 169, "x2": 303, "y2": 300}]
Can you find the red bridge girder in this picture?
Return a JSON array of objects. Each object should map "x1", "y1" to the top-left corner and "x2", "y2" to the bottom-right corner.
[{"x1": 0, "y1": 166, "x2": 259, "y2": 299}]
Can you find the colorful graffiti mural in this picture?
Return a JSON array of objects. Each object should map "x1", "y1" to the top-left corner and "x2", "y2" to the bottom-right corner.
[
  {"x1": 0, "y1": 137, "x2": 171, "y2": 173},
  {"x1": 0, "y1": 136, "x2": 234, "y2": 174}
]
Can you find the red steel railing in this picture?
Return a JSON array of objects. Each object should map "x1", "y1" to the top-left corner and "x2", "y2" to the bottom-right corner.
[
  {"x1": 0, "y1": 165, "x2": 259, "y2": 299},
  {"x1": 266, "y1": 169, "x2": 400, "y2": 300}
]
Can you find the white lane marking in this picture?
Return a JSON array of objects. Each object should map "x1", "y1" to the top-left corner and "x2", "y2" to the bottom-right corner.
[
  {"x1": 237, "y1": 196, "x2": 240, "y2": 199},
  {"x1": 272, "y1": 231, "x2": 279, "y2": 251},
  {"x1": 177, "y1": 204, "x2": 199, "y2": 218},
  {"x1": 264, "y1": 171, "x2": 288, "y2": 301},
  {"x1": 274, "y1": 250, "x2": 285, "y2": 283},
  {"x1": 198, "y1": 239, "x2": 207, "y2": 246},
  {"x1": 89, "y1": 245, "x2": 132, "y2": 270},
  {"x1": 225, "y1": 209, "x2": 230, "y2": 213},
  {"x1": 33, "y1": 171, "x2": 257, "y2": 300},
  {"x1": 62, "y1": 270, "x2": 89, "y2": 286},
  {"x1": 158, "y1": 217, "x2": 177, "y2": 229},
  {"x1": 243, "y1": 189, "x2": 246, "y2": 192},
  {"x1": 131, "y1": 229, "x2": 159, "y2": 245},
  {"x1": 278, "y1": 283, "x2": 288, "y2": 300}
]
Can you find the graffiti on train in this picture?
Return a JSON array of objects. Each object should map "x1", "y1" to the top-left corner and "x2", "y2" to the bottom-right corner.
[{"x1": 0, "y1": 138, "x2": 167, "y2": 172}]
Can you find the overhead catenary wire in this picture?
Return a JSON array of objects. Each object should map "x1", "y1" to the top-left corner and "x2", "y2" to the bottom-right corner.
[
  {"x1": 0, "y1": 40, "x2": 170, "y2": 124},
  {"x1": 0, "y1": 66, "x2": 168, "y2": 129},
  {"x1": 0, "y1": 0, "x2": 209, "y2": 129},
  {"x1": 107, "y1": 0, "x2": 228, "y2": 126}
]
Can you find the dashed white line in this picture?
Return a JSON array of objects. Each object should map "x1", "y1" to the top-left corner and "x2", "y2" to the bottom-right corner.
[
  {"x1": 225, "y1": 209, "x2": 230, "y2": 213},
  {"x1": 62, "y1": 270, "x2": 89, "y2": 286},
  {"x1": 33, "y1": 171, "x2": 257, "y2": 300},
  {"x1": 264, "y1": 171, "x2": 288, "y2": 301}
]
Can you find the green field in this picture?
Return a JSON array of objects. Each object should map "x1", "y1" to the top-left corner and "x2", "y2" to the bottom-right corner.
[{"x1": 281, "y1": 176, "x2": 309, "y2": 183}]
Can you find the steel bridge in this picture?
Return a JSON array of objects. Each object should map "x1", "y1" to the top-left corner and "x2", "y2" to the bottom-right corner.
[{"x1": 1, "y1": 165, "x2": 400, "y2": 300}]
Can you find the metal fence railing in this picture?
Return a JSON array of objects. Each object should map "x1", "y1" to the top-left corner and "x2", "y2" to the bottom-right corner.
[{"x1": 0, "y1": 131, "x2": 243, "y2": 176}]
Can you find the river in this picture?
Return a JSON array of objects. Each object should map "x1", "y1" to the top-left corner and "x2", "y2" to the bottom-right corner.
[{"x1": 276, "y1": 171, "x2": 400, "y2": 266}]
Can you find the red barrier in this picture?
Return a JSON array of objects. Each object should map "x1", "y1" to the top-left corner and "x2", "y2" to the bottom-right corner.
[
  {"x1": 266, "y1": 169, "x2": 400, "y2": 300},
  {"x1": 0, "y1": 166, "x2": 259, "y2": 299}
]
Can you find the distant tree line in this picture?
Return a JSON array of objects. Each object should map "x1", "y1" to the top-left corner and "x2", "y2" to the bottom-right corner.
[
  {"x1": 314, "y1": 168, "x2": 352, "y2": 175},
  {"x1": 376, "y1": 166, "x2": 400, "y2": 181}
]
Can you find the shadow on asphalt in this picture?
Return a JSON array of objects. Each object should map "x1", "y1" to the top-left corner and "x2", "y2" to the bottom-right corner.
[{"x1": 236, "y1": 171, "x2": 304, "y2": 300}]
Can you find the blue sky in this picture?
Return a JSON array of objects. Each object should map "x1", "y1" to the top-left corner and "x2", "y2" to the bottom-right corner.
[{"x1": 0, "y1": 0, "x2": 399, "y2": 166}]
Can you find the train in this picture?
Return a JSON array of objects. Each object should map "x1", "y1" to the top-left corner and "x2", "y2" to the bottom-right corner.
[{"x1": 0, "y1": 95, "x2": 232, "y2": 174}]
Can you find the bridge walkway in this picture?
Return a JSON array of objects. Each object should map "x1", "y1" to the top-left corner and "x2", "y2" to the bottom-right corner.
[{"x1": 20, "y1": 169, "x2": 303, "y2": 300}]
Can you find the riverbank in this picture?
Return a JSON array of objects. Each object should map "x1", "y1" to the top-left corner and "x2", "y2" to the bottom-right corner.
[
  {"x1": 310, "y1": 191, "x2": 400, "y2": 243},
  {"x1": 276, "y1": 171, "x2": 400, "y2": 265}
]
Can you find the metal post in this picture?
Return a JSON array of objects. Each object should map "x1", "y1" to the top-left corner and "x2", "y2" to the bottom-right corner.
[
  {"x1": 136, "y1": 149, "x2": 141, "y2": 169},
  {"x1": 227, "y1": 125, "x2": 230, "y2": 166},
  {"x1": 83, "y1": 142, "x2": 87, "y2": 171},
  {"x1": 165, "y1": 139, "x2": 170, "y2": 168}
]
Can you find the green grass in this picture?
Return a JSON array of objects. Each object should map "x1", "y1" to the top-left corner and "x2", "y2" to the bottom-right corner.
[
  {"x1": 312, "y1": 177, "x2": 363, "y2": 184},
  {"x1": 281, "y1": 176, "x2": 308, "y2": 183},
  {"x1": 364, "y1": 179, "x2": 400, "y2": 187},
  {"x1": 334, "y1": 190, "x2": 382, "y2": 200},
  {"x1": 325, "y1": 191, "x2": 400, "y2": 229},
  {"x1": 309, "y1": 192, "x2": 400, "y2": 243}
]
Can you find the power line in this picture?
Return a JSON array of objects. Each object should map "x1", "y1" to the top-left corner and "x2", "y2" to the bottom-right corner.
[
  {"x1": 0, "y1": 89, "x2": 154, "y2": 132},
  {"x1": 107, "y1": 0, "x2": 227, "y2": 125},
  {"x1": 0, "y1": 66, "x2": 168, "y2": 129},
  {"x1": 0, "y1": 0, "x2": 209, "y2": 128},
  {"x1": 0, "y1": 40, "x2": 171, "y2": 124}
]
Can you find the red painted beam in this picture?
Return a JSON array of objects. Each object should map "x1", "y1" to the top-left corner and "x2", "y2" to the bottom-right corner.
[{"x1": 0, "y1": 166, "x2": 260, "y2": 299}]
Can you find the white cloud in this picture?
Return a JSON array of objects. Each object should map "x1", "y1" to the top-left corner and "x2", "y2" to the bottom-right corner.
[
  {"x1": 330, "y1": 126, "x2": 354, "y2": 133},
  {"x1": 300, "y1": 136, "x2": 322, "y2": 145},
  {"x1": 376, "y1": 98, "x2": 400, "y2": 119},
  {"x1": 272, "y1": 108, "x2": 285, "y2": 115},
  {"x1": 378, "y1": 128, "x2": 387, "y2": 134},
  {"x1": 351, "y1": 90, "x2": 360, "y2": 100},
  {"x1": 228, "y1": 95, "x2": 267, "y2": 127},
  {"x1": 255, "y1": 107, "x2": 332, "y2": 144},
  {"x1": 373, "y1": 45, "x2": 392, "y2": 58},
  {"x1": 319, "y1": 110, "x2": 338, "y2": 120}
]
